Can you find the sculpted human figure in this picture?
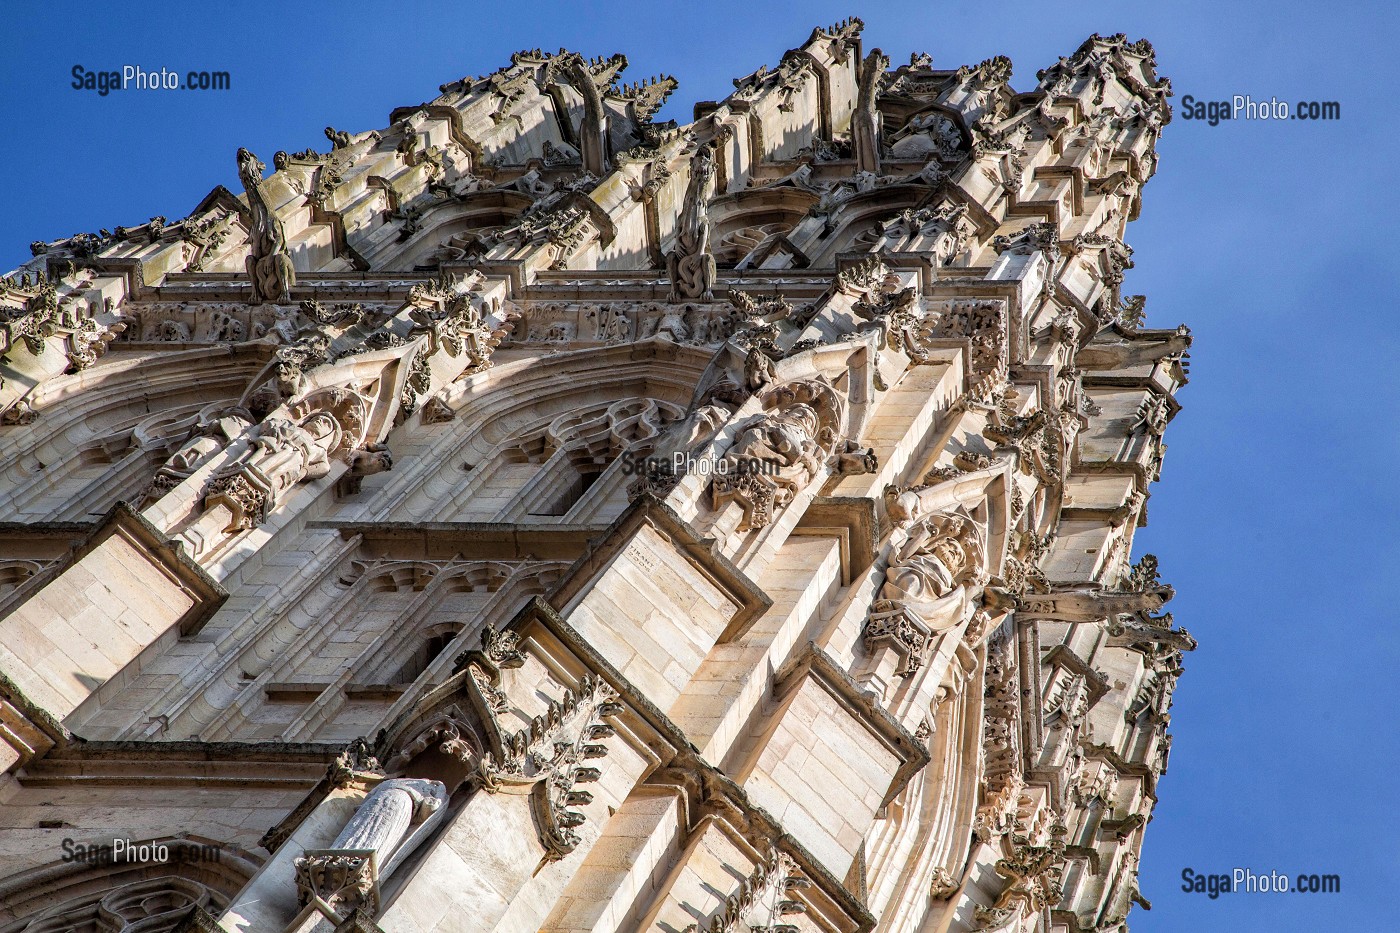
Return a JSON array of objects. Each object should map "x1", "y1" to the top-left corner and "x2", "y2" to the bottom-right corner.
[
  {"x1": 889, "y1": 111, "x2": 963, "y2": 161},
  {"x1": 140, "y1": 409, "x2": 252, "y2": 507},
  {"x1": 744, "y1": 347, "x2": 777, "y2": 391},
  {"x1": 728, "y1": 402, "x2": 823, "y2": 488},
  {"x1": 293, "y1": 777, "x2": 449, "y2": 914},
  {"x1": 852, "y1": 48, "x2": 890, "y2": 174},
  {"x1": 667, "y1": 144, "x2": 717, "y2": 301},
  {"x1": 879, "y1": 508, "x2": 988, "y2": 633},
  {"x1": 203, "y1": 388, "x2": 390, "y2": 531},
  {"x1": 251, "y1": 412, "x2": 342, "y2": 494},
  {"x1": 328, "y1": 777, "x2": 447, "y2": 872},
  {"x1": 236, "y1": 148, "x2": 296, "y2": 305}
]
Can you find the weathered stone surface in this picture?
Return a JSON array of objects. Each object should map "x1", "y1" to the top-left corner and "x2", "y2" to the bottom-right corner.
[{"x1": 0, "y1": 24, "x2": 1187, "y2": 933}]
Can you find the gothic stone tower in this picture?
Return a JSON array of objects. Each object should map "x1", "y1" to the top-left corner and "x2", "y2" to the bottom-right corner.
[{"x1": 0, "y1": 21, "x2": 1192, "y2": 933}]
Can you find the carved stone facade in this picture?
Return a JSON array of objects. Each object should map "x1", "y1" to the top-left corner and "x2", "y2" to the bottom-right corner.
[{"x1": 0, "y1": 23, "x2": 1188, "y2": 933}]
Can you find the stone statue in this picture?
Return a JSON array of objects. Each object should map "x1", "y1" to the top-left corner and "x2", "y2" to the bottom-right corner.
[
  {"x1": 667, "y1": 144, "x2": 718, "y2": 301},
  {"x1": 204, "y1": 387, "x2": 390, "y2": 531},
  {"x1": 744, "y1": 346, "x2": 776, "y2": 391},
  {"x1": 568, "y1": 55, "x2": 608, "y2": 177},
  {"x1": 888, "y1": 111, "x2": 963, "y2": 162},
  {"x1": 834, "y1": 439, "x2": 878, "y2": 475},
  {"x1": 325, "y1": 126, "x2": 352, "y2": 149},
  {"x1": 881, "y1": 508, "x2": 987, "y2": 631},
  {"x1": 727, "y1": 402, "x2": 824, "y2": 489},
  {"x1": 852, "y1": 49, "x2": 890, "y2": 174},
  {"x1": 140, "y1": 409, "x2": 252, "y2": 507},
  {"x1": 328, "y1": 777, "x2": 447, "y2": 875},
  {"x1": 236, "y1": 148, "x2": 296, "y2": 305},
  {"x1": 347, "y1": 443, "x2": 394, "y2": 477},
  {"x1": 712, "y1": 400, "x2": 825, "y2": 530},
  {"x1": 710, "y1": 378, "x2": 847, "y2": 530},
  {"x1": 294, "y1": 777, "x2": 449, "y2": 916}
]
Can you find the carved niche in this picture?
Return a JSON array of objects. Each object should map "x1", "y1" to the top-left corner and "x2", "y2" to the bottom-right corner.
[
  {"x1": 204, "y1": 386, "x2": 391, "y2": 531},
  {"x1": 864, "y1": 500, "x2": 989, "y2": 677},
  {"x1": 710, "y1": 378, "x2": 854, "y2": 531},
  {"x1": 294, "y1": 778, "x2": 450, "y2": 917}
]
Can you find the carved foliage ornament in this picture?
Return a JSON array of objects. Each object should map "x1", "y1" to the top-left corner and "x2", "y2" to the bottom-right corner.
[
  {"x1": 807, "y1": 16, "x2": 864, "y2": 65},
  {"x1": 933, "y1": 298, "x2": 1007, "y2": 376},
  {"x1": 976, "y1": 633, "x2": 1023, "y2": 843},
  {"x1": 972, "y1": 823, "x2": 1068, "y2": 931},
  {"x1": 685, "y1": 847, "x2": 811, "y2": 933},
  {"x1": 406, "y1": 275, "x2": 499, "y2": 375},
  {"x1": 0, "y1": 275, "x2": 127, "y2": 379},
  {"x1": 733, "y1": 52, "x2": 817, "y2": 113},
  {"x1": 472, "y1": 669, "x2": 623, "y2": 861}
]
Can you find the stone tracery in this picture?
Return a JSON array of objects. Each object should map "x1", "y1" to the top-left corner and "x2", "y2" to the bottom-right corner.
[{"x1": 0, "y1": 24, "x2": 1190, "y2": 933}]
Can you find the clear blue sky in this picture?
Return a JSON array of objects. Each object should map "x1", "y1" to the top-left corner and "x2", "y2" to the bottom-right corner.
[{"x1": 3, "y1": 2, "x2": 1396, "y2": 929}]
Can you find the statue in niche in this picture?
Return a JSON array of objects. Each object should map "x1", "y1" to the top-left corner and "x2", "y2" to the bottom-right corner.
[
  {"x1": 328, "y1": 778, "x2": 447, "y2": 871},
  {"x1": 863, "y1": 497, "x2": 989, "y2": 680},
  {"x1": 295, "y1": 777, "x2": 449, "y2": 915},
  {"x1": 878, "y1": 506, "x2": 988, "y2": 634}
]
